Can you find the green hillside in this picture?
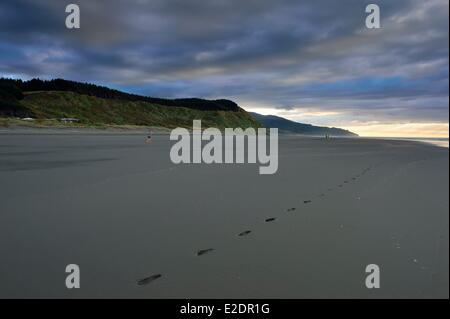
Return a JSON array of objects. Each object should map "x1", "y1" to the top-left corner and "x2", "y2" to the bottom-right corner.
[{"x1": 1, "y1": 91, "x2": 261, "y2": 129}]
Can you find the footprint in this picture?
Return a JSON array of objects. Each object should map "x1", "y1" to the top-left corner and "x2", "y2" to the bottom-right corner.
[
  {"x1": 197, "y1": 248, "x2": 215, "y2": 256},
  {"x1": 286, "y1": 207, "x2": 296, "y2": 212},
  {"x1": 238, "y1": 230, "x2": 252, "y2": 237},
  {"x1": 265, "y1": 217, "x2": 276, "y2": 222},
  {"x1": 327, "y1": 188, "x2": 333, "y2": 192},
  {"x1": 338, "y1": 184, "x2": 343, "y2": 188},
  {"x1": 344, "y1": 181, "x2": 349, "y2": 184},
  {"x1": 303, "y1": 200, "x2": 312, "y2": 204},
  {"x1": 137, "y1": 274, "x2": 162, "y2": 286}
]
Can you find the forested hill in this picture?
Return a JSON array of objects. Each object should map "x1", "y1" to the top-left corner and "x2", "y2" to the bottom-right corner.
[
  {"x1": 0, "y1": 78, "x2": 240, "y2": 112},
  {"x1": 0, "y1": 78, "x2": 260, "y2": 129},
  {"x1": 250, "y1": 112, "x2": 357, "y2": 137}
]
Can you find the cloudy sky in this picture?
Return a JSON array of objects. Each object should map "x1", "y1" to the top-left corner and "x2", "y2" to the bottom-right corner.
[{"x1": 0, "y1": 0, "x2": 448, "y2": 137}]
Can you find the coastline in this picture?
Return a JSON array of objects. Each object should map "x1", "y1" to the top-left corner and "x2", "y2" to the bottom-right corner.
[
  {"x1": 0, "y1": 133, "x2": 448, "y2": 298},
  {"x1": 1, "y1": 124, "x2": 448, "y2": 148}
]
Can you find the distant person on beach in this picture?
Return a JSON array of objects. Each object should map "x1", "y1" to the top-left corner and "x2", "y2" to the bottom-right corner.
[{"x1": 145, "y1": 129, "x2": 152, "y2": 144}]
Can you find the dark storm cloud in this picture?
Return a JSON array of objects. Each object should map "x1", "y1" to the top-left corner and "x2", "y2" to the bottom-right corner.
[{"x1": 0, "y1": 0, "x2": 448, "y2": 125}]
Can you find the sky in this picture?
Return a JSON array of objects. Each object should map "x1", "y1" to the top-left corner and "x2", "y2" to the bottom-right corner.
[{"x1": 0, "y1": 0, "x2": 448, "y2": 137}]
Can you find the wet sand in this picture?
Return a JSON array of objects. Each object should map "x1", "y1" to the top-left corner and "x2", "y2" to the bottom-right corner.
[{"x1": 0, "y1": 131, "x2": 448, "y2": 298}]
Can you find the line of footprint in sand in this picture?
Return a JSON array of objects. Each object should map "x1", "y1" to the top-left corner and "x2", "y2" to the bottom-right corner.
[{"x1": 137, "y1": 166, "x2": 373, "y2": 285}]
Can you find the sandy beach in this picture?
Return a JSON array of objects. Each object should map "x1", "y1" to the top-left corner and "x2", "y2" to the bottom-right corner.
[{"x1": 0, "y1": 131, "x2": 448, "y2": 298}]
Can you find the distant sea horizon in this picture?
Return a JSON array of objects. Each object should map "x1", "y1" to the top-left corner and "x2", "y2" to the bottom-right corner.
[{"x1": 367, "y1": 137, "x2": 449, "y2": 148}]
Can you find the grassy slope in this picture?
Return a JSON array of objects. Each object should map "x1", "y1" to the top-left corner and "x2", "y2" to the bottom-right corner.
[{"x1": 6, "y1": 91, "x2": 260, "y2": 129}]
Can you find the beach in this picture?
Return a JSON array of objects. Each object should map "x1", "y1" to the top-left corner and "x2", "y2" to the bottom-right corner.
[{"x1": 0, "y1": 131, "x2": 448, "y2": 298}]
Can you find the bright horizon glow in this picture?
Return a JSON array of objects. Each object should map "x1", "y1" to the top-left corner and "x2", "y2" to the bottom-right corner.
[
  {"x1": 245, "y1": 106, "x2": 449, "y2": 138},
  {"x1": 343, "y1": 122, "x2": 449, "y2": 138}
]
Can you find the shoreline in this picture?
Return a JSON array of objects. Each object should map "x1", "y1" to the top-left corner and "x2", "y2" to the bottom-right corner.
[
  {"x1": 0, "y1": 132, "x2": 448, "y2": 298},
  {"x1": 0, "y1": 125, "x2": 448, "y2": 148},
  {"x1": 363, "y1": 136, "x2": 449, "y2": 148}
]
